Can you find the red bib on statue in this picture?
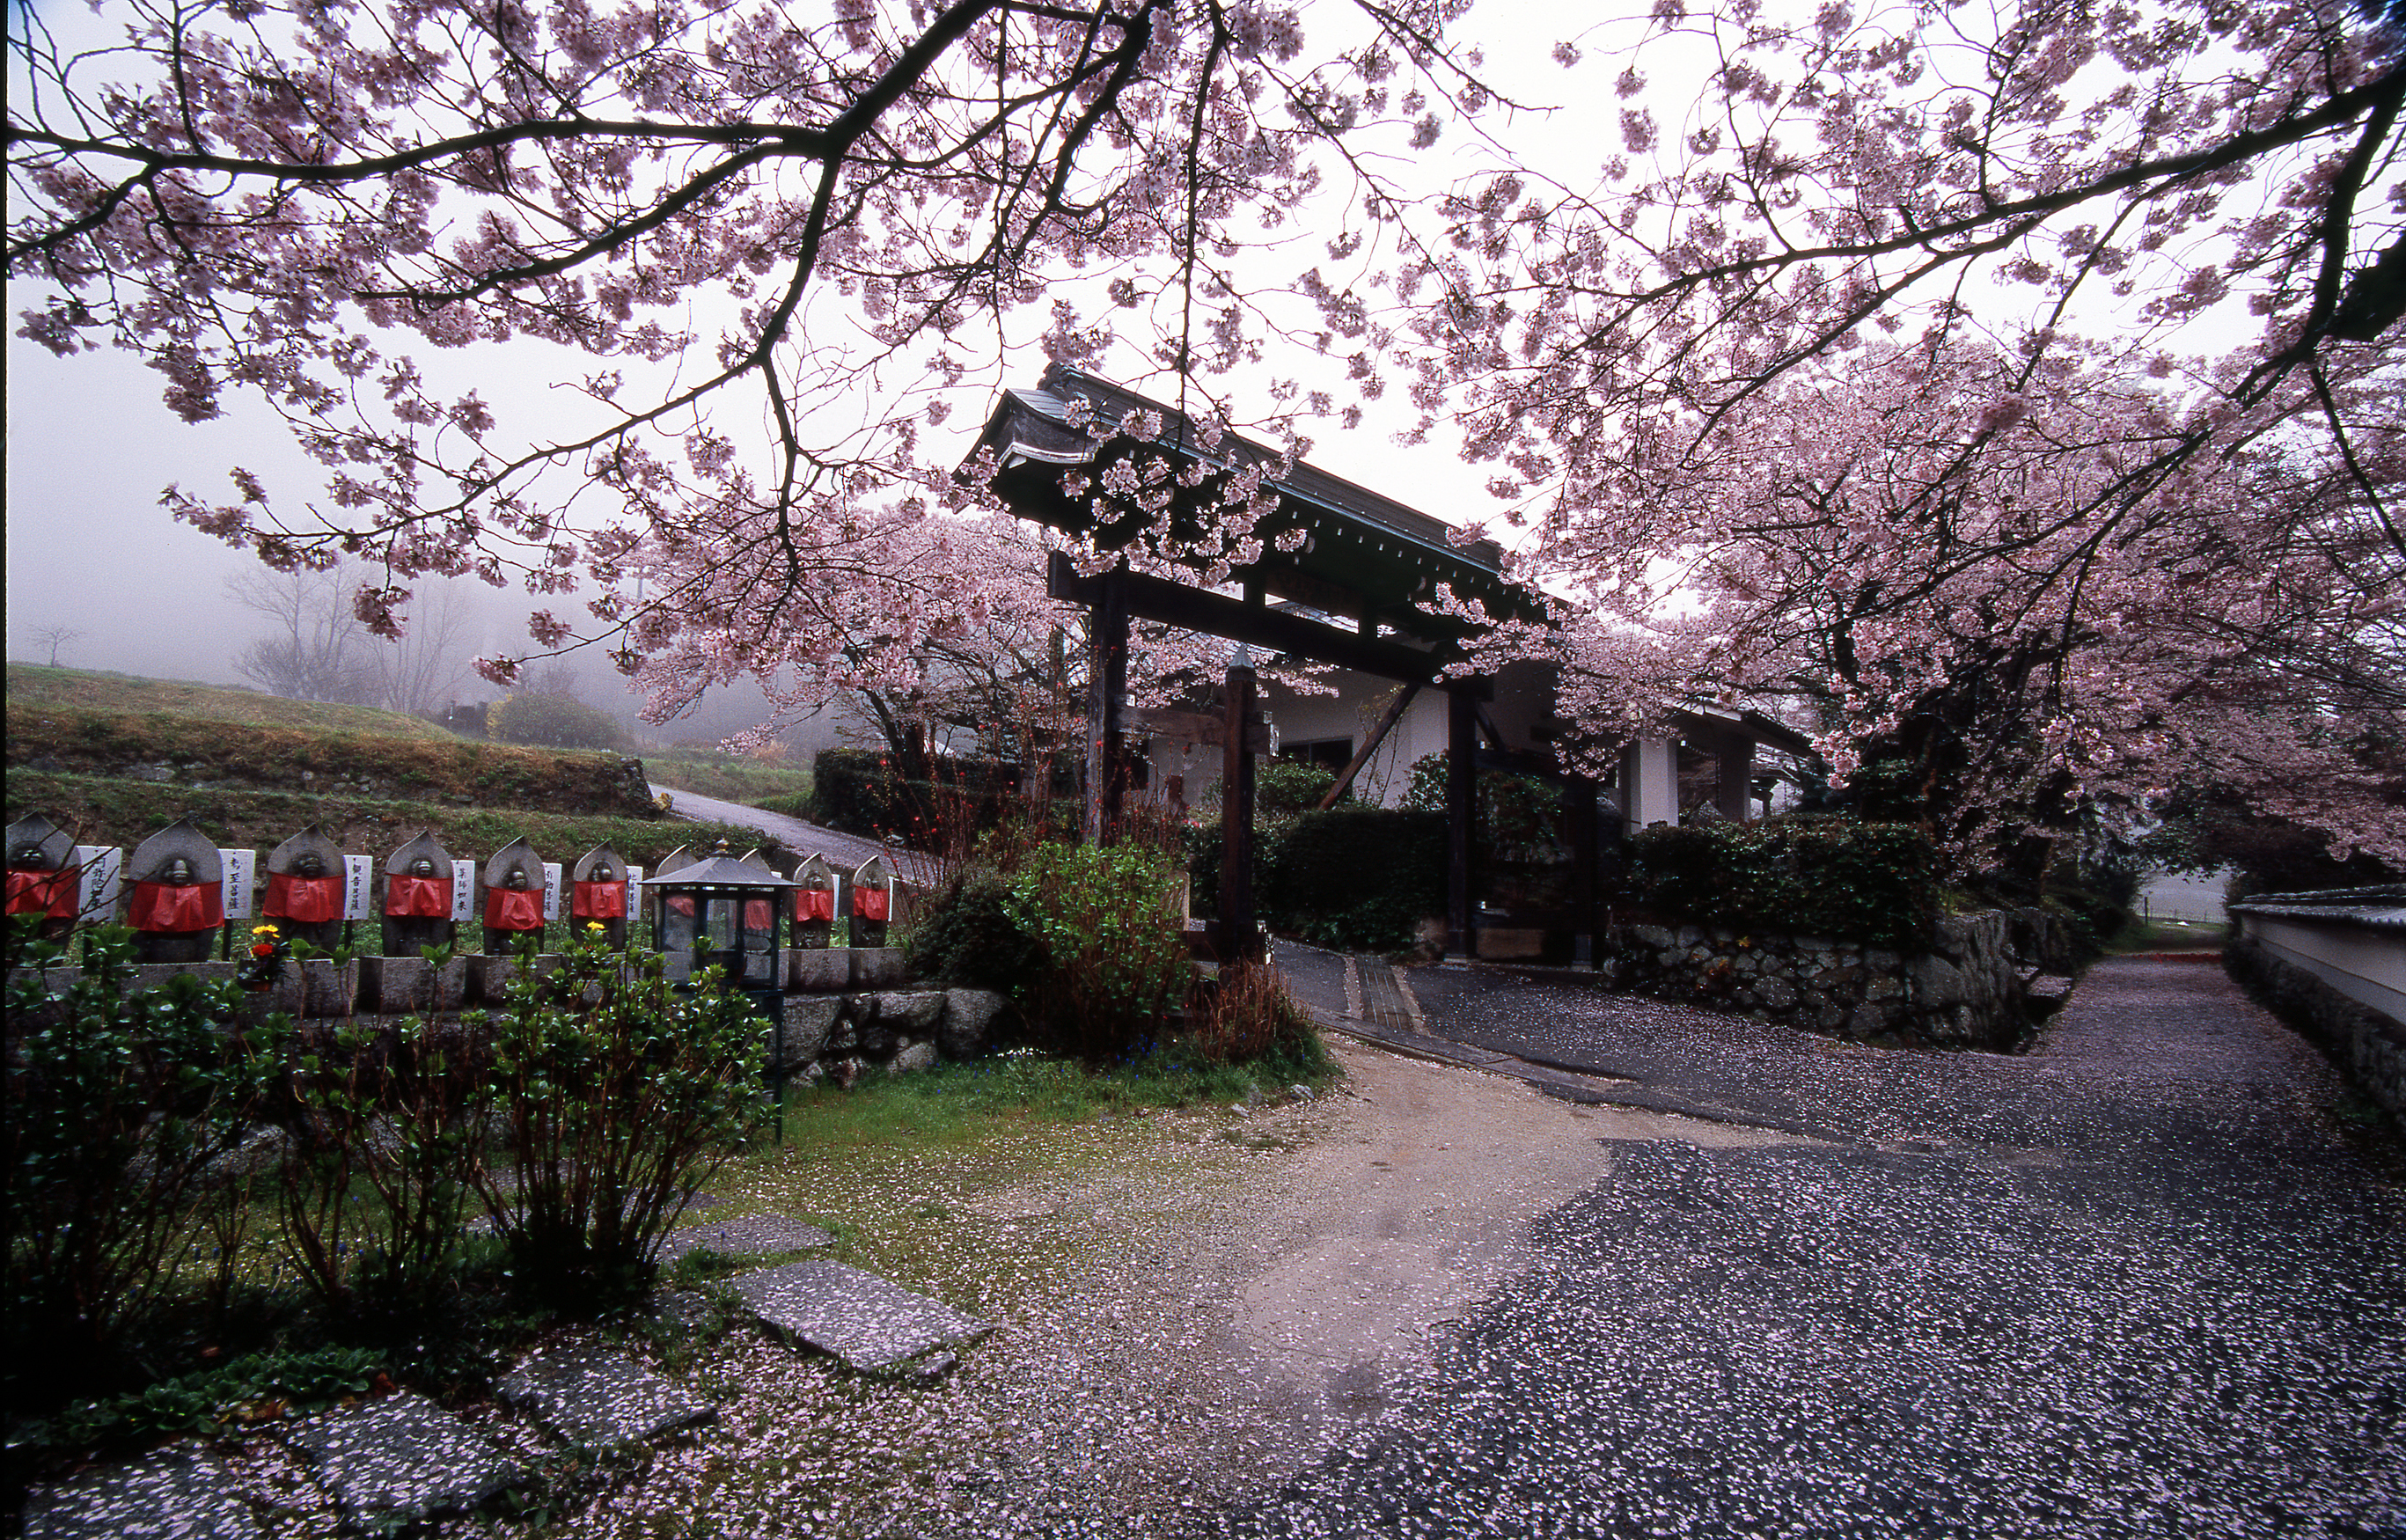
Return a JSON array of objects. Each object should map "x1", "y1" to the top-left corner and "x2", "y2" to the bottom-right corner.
[
  {"x1": 485, "y1": 886, "x2": 544, "y2": 930},
  {"x1": 6, "y1": 869, "x2": 77, "y2": 919},
  {"x1": 385, "y1": 875, "x2": 451, "y2": 918},
  {"x1": 128, "y1": 881, "x2": 224, "y2": 932},
  {"x1": 572, "y1": 880, "x2": 627, "y2": 919},
  {"x1": 265, "y1": 872, "x2": 342, "y2": 922},
  {"x1": 854, "y1": 886, "x2": 890, "y2": 922},
  {"x1": 795, "y1": 888, "x2": 835, "y2": 922}
]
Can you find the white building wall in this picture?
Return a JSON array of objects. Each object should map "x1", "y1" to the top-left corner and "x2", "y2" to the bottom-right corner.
[
  {"x1": 2241, "y1": 914, "x2": 2406, "y2": 1026},
  {"x1": 1147, "y1": 671, "x2": 1452, "y2": 809}
]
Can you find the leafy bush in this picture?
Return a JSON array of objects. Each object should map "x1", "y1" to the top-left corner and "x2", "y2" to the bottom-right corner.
[
  {"x1": 488, "y1": 692, "x2": 633, "y2": 752},
  {"x1": 271, "y1": 1014, "x2": 487, "y2": 1327},
  {"x1": 1400, "y1": 752, "x2": 1565, "y2": 859},
  {"x1": 906, "y1": 870, "x2": 1045, "y2": 996},
  {"x1": 472, "y1": 925, "x2": 768, "y2": 1308},
  {"x1": 4, "y1": 923, "x2": 278, "y2": 1390},
  {"x1": 1001, "y1": 843, "x2": 1192, "y2": 1060},
  {"x1": 1621, "y1": 817, "x2": 1940, "y2": 950},
  {"x1": 1256, "y1": 758, "x2": 1338, "y2": 815}
]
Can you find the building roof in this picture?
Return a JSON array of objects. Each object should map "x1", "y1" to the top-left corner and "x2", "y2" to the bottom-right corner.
[
  {"x1": 2228, "y1": 885, "x2": 2406, "y2": 932},
  {"x1": 967, "y1": 364, "x2": 1550, "y2": 653}
]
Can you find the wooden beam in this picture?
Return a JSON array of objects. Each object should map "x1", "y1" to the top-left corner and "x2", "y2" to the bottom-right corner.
[
  {"x1": 1114, "y1": 704, "x2": 1270, "y2": 753},
  {"x1": 1049, "y1": 552, "x2": 1454, "y2": 682},
  {"x1": 1315, "y1": 683, "x2": 1419, "y2": 810},
  {"x1": 1083, "y1": 568, "x2": 1129, "y2": 844}
]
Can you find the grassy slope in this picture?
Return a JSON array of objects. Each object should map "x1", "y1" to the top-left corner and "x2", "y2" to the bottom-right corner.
[
  {"x1": 3, "y1": 664, "x2": 777, "y2": 862},
  {"x1": 6, "y1": 664, "x2": 456, "y2": 738},
  {"x1": 641, "y1": 748, "x2": 814, "y2": 807}
]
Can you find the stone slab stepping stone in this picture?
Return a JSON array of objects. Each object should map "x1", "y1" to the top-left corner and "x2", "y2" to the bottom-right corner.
[
  {"x1": 496, "y1": 1340, "x2": 712, "y2": 1447},
  {"x1": 288, "y1": 1391, "x2": 518, "y2": 1521},
  {"x1": 657, "y1": 1212, "x2": 834, "y2": 1262},
  {"x1": 21, "y1": 1445, "x2": 261, "y2": 1540},
  {"x1": 730, "y1": 1259, "x2": 994, "y2": 1371}
]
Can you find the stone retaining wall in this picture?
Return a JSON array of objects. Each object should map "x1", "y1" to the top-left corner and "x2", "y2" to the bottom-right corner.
[
  {"x1": 2226, "y1": 936, "x2": 2406, "y2": 1123},
  {"x1": 6, "y1": 947, "x2": 1011, "y2": 1084},
  {"x1": 1593, "y1": 909, "x2": 2070, "y2": 1052}
]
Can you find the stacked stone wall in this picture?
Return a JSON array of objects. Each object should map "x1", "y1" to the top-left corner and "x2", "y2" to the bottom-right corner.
[
  {"x1": 1594, "y1": 908, "x2": 2069, "y2": 1052},
  {"x1": 4, "y1": 948, "x2": 1011, "y2": 1084}
]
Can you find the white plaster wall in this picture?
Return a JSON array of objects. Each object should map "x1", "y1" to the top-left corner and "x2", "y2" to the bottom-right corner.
[
  {"x1": 2241, "y1": 914, "x2": 2406, "y2": 1025},
  {"x1": 1156, "y1": 672, "x2": 1453, "y2": 809}
]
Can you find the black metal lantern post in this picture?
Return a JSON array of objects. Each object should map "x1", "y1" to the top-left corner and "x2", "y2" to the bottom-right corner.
[
  {"x1": 650, "y1": 840, "x2": 796, "y2": 1136},
  {"x1": 652, "y1": 840, "x2": 794, "y2": 1002}
]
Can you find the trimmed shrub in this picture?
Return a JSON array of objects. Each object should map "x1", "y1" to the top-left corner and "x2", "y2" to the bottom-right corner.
[
  {"x1": 1621, "y1": 817, "x2": 1940, "y2": 950},
  {"x1": 906, "y1": 870, "x2": 1045, "y2": 996},
  {"x1": 488, "y1": 692, "x2": 633, "y2": 752},
  {"x1": 807, "y1": 748, "x2": 1029, "y2": 844},
  {"x1": 1256, "y1": 758, "x2": 1337, "y2": 815},
  {"x1": 1001, "y1": 843, "x2": 1191, "y2": 1060},
  {"x1": 1400, "y1": 752, "x2": 1565, "y2": 860},
  {"x1": 1187, "y1": 806, "x2": 1446, "y2": 952}
]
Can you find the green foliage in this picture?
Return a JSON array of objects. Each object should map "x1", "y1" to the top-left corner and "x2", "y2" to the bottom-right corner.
[
  {"x1": 1001, "y1": 843, "x2": 1192, "y2": 1060},
  {"x1": 1400, "y1": 753, "x2": 1564, "y2": 859},
  {"x1": 1255, "y1": 757, "x2": 1337, "y2": 815},
  {"x1": 1622, "y1": 817, "x2": 1940, "y2": 950},
  {"x1": 37, "y1": 1346, "x2": 389, "y2": 1448},
  {"x1": 805, "y1": 748, "x2": 1031, "y2": 846},
  {"x1": 271, "y1": 1017, "x2": 488, "y2": 1327},
  {"x1": 1266, "y1": 806, "x2": 1447, "y2": 950},
  {"x1": 1187, "y1": 807, "x2": 1446, "y2": 952},
  {"x1": 473, "y1": 926, "x2": 769, "y2": 1309},
  {"x1": 906, "y1": 870, "x2": 1045, "y2": 997},
  {"x1": 488, "y1": 692, "x2": 634, "y2": 752},
  {"x1": 4, "y1": 923, "x2": 280, "y2": 1390}
]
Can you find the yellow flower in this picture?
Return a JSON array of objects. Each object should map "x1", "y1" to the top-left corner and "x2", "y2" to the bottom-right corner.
[
  {"x1": 251, "y1": 923, "x2": 281, "y2": 938},
  {"x1": 585, "y1": 920, "x2": 605, "y2": 933}
]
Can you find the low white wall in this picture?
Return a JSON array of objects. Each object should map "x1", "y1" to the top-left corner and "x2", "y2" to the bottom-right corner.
[{"x1": 2236, "y1": 913, "x2": 2406, "y2": 1027}]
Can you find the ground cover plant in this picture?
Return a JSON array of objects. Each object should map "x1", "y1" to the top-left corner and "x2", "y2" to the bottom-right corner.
[{"x1": 2, "y1": 920, "x2": 772, "y2": 1483}]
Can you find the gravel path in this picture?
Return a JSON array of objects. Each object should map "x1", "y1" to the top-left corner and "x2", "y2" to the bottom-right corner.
[
  {"x1": 1212, "y1": 958, "x2": 2406, "y2": 1538},
  {"x1": 648, "y1": 783, "x2": 937, "y2": 884}
]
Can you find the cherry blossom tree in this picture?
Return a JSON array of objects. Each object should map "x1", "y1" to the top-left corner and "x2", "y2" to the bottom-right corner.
[
  {"x1": 1535, "y1": 341, "x2": 2404, "y2": 880},
  {"x1": 7, "y1": 0, "x2": 1473, "y2": 692}
]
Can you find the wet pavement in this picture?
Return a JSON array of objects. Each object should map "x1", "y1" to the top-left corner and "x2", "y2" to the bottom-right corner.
[{"x1": 1229, "y1": 953, "x2": 2406, "y2": 1538}]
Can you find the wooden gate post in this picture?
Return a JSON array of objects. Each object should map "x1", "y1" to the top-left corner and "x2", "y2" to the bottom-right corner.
[
  {"x1": 1446, "y1": 681, "x2": 1480, "y2": 962},
  {"x1": 1083, "y1": 567, "x2": 1131, "y2": 845},
  {"x1": 1220, "y1": 661, "x2": 1258, "y2": 961}
]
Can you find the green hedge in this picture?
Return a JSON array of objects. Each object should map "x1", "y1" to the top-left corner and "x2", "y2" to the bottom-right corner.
[
  {"x1": 1622, "y1": 818, "x2": 1939, "y2": 950},
  {"x1": 1188, "y1": 806, "x2": 1446, "y2": 951},
  {"x1": 807, "y1": 748, "x2": 1025, "y2": 843}
]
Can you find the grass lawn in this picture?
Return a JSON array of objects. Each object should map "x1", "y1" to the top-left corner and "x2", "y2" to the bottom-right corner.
[
  {"x1": 4, "y1": 664, "x2": 457, "y2": 739},
  {"x1": 2108, "y1": 916, "x2": 2230, "y2": 952},
  {"x1": 642, "y1": 748, "x2": 815, "y2": 808}
]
